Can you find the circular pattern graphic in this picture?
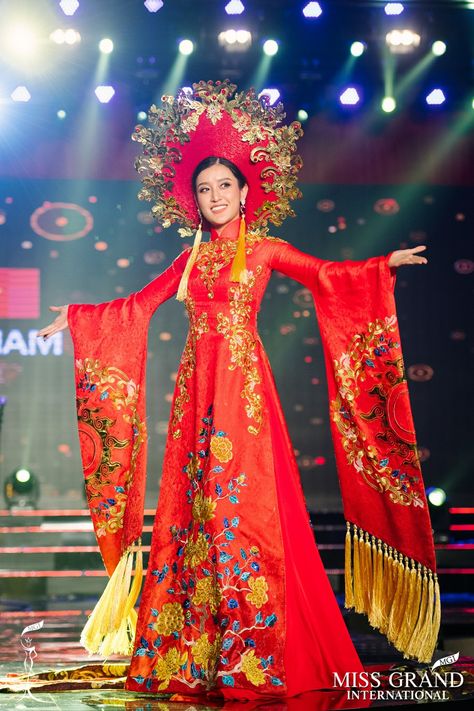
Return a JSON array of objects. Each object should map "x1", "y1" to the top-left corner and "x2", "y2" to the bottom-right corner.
[
  {"x1": 407, "y1": 364, "x2": 434, "y2": 382},
  {"x1": 30, "y1": 202, "x2": 94, "y2": 241},
  {"x1": 293, "y1": 288, "x2": 314, "y2": 308},
  {"x1": 374, "y1": 198, "x2": 400, "y2": 215},
  {"x1": 316, "y1": 199, "x2": 335, "y2": 212},
  {"x1": 386, "y1": 381, "x2": 417, "y2": 445},
  {"x1": 78, "y1": 421, "x2": 103, "y2": 477},
  {"x1": 454, "y1": 259, "x2": 474, "y2": 275}
]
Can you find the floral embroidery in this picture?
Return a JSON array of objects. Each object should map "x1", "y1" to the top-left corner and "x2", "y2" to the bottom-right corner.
[
  {"x1": 169, "y1": 297, "x2": 209, "y2": 439},
  {"x1": 195, "y1": 233, "x2": 264, "y2": 298},
  {"x1": 152, "y1": 602, "x2": 185, "y2": 636},
  {"x1": 132, "y1": 405, "x2": 283, "y2": 692},
  {"x1": 245, "y1": 576, "x2": 269, "y2": 609},
  {"x1": 210, "y1": 435, "x2": 233, "y2": 463},
  {"x1": 217, "y1": 268, "x2": 263, "y2": 435},
  {"x1": 331, "y1": 317, "x2": 424, "y2": 507},
  {"x1": 76, "y1": 359, "x2": 146, "y2": 537}
]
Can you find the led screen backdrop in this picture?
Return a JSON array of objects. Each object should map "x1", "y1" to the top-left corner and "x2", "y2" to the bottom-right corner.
[{"x1": 0, "y1": 179, "x2": 472, "y2": 509}]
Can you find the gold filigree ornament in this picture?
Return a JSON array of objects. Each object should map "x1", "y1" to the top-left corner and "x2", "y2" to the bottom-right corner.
[
  {"x1": 331, "y1": 317, "x2": 425, "y2": 507},
  {"x1": 132, "y1": 80, "x2": 303, "y2": 236}
]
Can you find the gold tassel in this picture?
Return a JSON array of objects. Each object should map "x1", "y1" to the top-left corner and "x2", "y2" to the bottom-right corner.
[
  {"x1": 417, "y1": 570, "x2": 435, "y2": 662},
  {"x1": 426, "y1": 573, "x2": 441, "y2": 661},
  {"x1": 344, "y1": 521, "x2": 354, "y2": 609},
  {"x1": 369, "y1": 537, "x2": 384, "y2": 629},
  {"x1": 352, "y1": 525, "x2": 365, "y2": 613},
  {"x1": 80, "y1": 544, "x2": 143, "y2": 656},
  {"x1": 363, "y1": 531, "x2": 373, "y2": 612},
  {"x1": 230, "y1": 214, "x2": 247, "y2": 283},
  {"x1": 176, "y1": 222, "x2": 203, "y2": 302},
  {"x1": 387, "y1": 552, "x2": 405, "y2": 641},
  {"x1": 395, "y1": 558, "x2": 418, "y2": 650},
  {"x1": 405, "y1": 564, "x2": 426, "y2": 659}
]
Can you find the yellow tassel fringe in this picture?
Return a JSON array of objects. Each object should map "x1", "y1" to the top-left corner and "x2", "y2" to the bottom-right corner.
[
  {"x1": 230, "y1": 215, "x2": 248, "y2": 284},
  {"x1": 80, "y1": 543, "x2": 143, "y2": 656},
  {"x1": 176, "y1": 222, "x2": 203, "y2": 302},
  {"x1": 344, "y1": 523, "x2": 440, "y2": 663}
]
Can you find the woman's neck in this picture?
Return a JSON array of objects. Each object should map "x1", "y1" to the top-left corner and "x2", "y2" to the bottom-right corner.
[{"x1": 209, "y1": 216, "x2": 240, "y2": 242}]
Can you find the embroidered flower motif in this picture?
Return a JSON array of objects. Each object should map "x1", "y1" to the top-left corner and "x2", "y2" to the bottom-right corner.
[
  {"x1": 192, "y1": 576, "x2": 222, "y2": 614},
  {"x1": 153, "y1": 602, "x2": 185, "y2": 636},
  {"x1": 245, "y1": 576, "x2": 269, "y2": 608},
  {"x1": 192, "y1": 491, "x2": 217, "y2": 523},
  {"x1": 155, "y1": 647, "x2": 188, "y2": 690},
  {"x1": 185, "y1": 453, "x2": 201, "y2": 480},
  {"x1": 184, "y1": 532, "x2": 209, "y2": 568},
  {"x1": 192, "y1": 632, "x2": 222, "y2": 670},
  {"x1": 241, "y1": 649, "x2": 266, "y2": 686},
  {"x1": 210, "y1": 435, "x2": 233, "y2": 463}
]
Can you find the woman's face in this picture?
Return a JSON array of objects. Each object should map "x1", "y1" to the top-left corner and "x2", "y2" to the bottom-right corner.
[{"x1": 195, "y1": 163, "x2": 248, "y2": 230}]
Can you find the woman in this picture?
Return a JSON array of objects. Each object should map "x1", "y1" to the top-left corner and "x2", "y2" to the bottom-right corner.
[{"x1": 38, "y1": 81, "x2": 438, "y2": 702}]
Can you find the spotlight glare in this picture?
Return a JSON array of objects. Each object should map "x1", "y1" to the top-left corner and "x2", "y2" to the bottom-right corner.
[
  {"x1": 6, "y1": 25, "x2": 38, "y2": 56},
  {"x1": 224, "y1": 29, "x2": 237, "y2": 44},
  {"x1": 11, "y1": 86, "x2": 31, "y2": 102},
  {"x1": 137, "y1": 110, "x2": 147, "y2": 121},
  {"x1": 386, "y1": 29, "x2": 420, "y2": 53},
  {"x1": 15, "y1": 469, "x2": 31, "y2": 484},
  {"x1": 339, "y1": 87, "x2": 360, "y2": 106},
  {"x1": 303, "y1": 2, "x2": 323, "y2": 18},
  {"x1": 259, "y1": 88, "x2": 280, "y2": 106},
  {"x1": 225, "y1": 0, "x2": 245, "y2": 14},
  {"x1": 427, "y1": 487, "x2": 446, "y2": 507},
  {"x1": 432, "y1": 40, "x2": 446, "y2": 56},
  {"x1": 384, "y1": 3, "x2": 404, "y2": 15},
  {"x1": 297, "y1": 109, "x2": 309, "y2": 122},
  {"x1": 95, "y1": 85, "x2": 115, "y2": 103},
  {"x1": 50, "y1": 29, "x2": 65, "y2": 44},
  {"x1": 57, "y1": 109, "x2": 67, "y2": 119},
  {"x1": 179, "y1": 39, "x2": 194, "y2": 55},
  {"x1": 426, "y1": 88, "x2": 446, "y2": 105},
  {"x1": 60, "y1": 0, "x2": 79, "y2": 15},
  {"x1": 144, "y1": 0, "x2": 164, "y2": 11},
  {"x1": 350, "y1": 41, "x2": 365, "y2": 57},
  {"x1": 236, "y1": 30, "x2": 251, "y2": 43},
  {"x1": 263, "y1": 39, "x2": 279, "y2": 56},
  {"x1": 382, "y1": 96, "x2": 396, "y2": 112},
  {"x1": 64, "y1": 29, "x2": 81, "y2": 45},
  {"x1": 99, "y1": 38, "x2": 114, "y2": 54}
]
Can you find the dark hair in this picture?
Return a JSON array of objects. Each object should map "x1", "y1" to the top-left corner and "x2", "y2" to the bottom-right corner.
[{"x1": 192, "y1": 156, "x2": 247, "y2": 194}]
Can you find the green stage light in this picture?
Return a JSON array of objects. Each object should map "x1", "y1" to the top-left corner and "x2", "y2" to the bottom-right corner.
[
  {"x1": 297, "y1": 109, "x2": 309, "y2": 122},
  {"x1": 382, "y1": 96, "x2": 396, "y2": 112},
  {"x1": 4, "y1": 468, "x2": 40, "y2": 510},
  {"x1": 99, "y1": 38, "x2": 114, "y2": 54},
  {"x1": 350, "y1": 41, "x2": 365, "y2": 57},
  {"x1": 57, "y1": 109, "x2": 67, "y2": 119},
  {"x1": 263, "y1": 39, "x2": 279, "y2": 56},
  {"x1": 432, "y1": 40, "x2": 446, "y2": 56},
  {"x1": 427, "y1": 487, "x2": 447, "y2": 507},
  {"x1": 179, "y1": 39, "x2": 194, "y2": 55}
]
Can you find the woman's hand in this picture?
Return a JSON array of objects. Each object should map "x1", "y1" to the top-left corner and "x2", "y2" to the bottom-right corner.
[
  {"x1": 387, "y1": 245, "x2": 428, "y2": 268},
  {"x1": 37, "y1": 305, "x2": 69, "y2": 341}
]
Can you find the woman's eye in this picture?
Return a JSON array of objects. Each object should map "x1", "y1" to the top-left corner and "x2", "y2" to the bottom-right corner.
[
  {"x1": 220, "y1": 182, "x2": 231, "y2": 188},
  {"x1": 199, "y1": 187, "x2": 208, "y2": 193}
]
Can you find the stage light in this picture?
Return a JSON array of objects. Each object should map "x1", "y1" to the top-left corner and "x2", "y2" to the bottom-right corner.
[
  {"x1": 5, "y1": 25, "x2": 38, "y2": 57},
  {"x1": 297, "y1": 109, "x2": 309, "y2": 122},
  {"x1": 60, "y1": 0, "x2": 79, "y2": 15},
  {"x1": 137, "y1": 110, "x2": 147, "y2": 121},
  {"x1": 225, "y1": 0, "x2": 245, "y2": 14},
  {"x1": 384, "y1": 3, "x2": 404, "y2": 15},
  {"x1": 50, "y1": 29, "x2": 65, "y2": 44},
  {"x1": 179, "y1": 39, "x2": 194, "y2": 55},
  {"x1": 11, "y1": 86, "x2": 31, "y2": 102},
  {"x1": 259, "y1": 88, "x2": 280, "y2": 106},
  {"x1": 426, "y1": 88, "x2": 446, "y2": 105},
  {"x1": 236, "y1": 30, "x2": 251, "y2": 43},
  {"x1": 432, "y1": 40, "x2": 446, "y2": 56},
  {"x1": 64, "y1": 29, "x2": 81, "y2": 45},
  {"x1": 427, "y1": 487, "x2": 447, "y2": 507},
  {"x1": 4, "y1": 468, "x2": 40, "y2": 510},
  {"x1": 99, "y1": 38, "x2": 114, "y2": 54},
  {"x1": 263, "y1": 39, "x2": 279, "y2": 56},
  {"x1": 350, "y1": 41, "x2": 365, "y2": 57},
  {"x1": 472, "y1": 97, "x2": 474, "y2": 110},
  {"x1": 303, "y1": 2, "x2": 323, "y2": 18},
  {"x1": 144, "y1": 0, "x2": 164, "y2": 11},
  {"x1": 382, "y1": 96, "x2": 396, "y2": 112},
  {"x1": 57, "y1": 109, "x2": 67, "y2": 119},
  {"x1": 95, "y1": 85, "x2": 115, "y2": 103},
  {"x1": 386, "y1": 29, "x2": 420, "y2": 53},
  {"x1": 339, "y1": 87, "x2": 360, "y2": 106}
]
